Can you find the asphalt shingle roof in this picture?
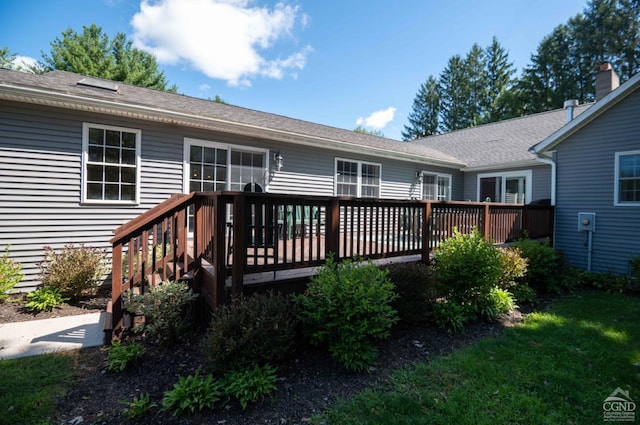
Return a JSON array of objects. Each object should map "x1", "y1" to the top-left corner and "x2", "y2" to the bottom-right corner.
[
  {"x1": 410, "y1": 104, "x2": 591, "y2": 169},
  {"x1": 0, "y1": 69, "x2": 462, "y2": 166}
]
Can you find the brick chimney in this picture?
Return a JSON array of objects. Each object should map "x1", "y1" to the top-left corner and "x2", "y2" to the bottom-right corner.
[{"x1": 595, "y1": 62, "x2": 620, "y2": 101}]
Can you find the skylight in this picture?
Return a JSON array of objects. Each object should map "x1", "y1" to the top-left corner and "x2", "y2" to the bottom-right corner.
[{"x1": 77, "y1": 78, "x2": 119, "y2": 92}]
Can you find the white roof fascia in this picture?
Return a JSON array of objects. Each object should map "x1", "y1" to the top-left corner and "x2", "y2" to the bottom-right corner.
[
  {"x1": 0, "y1": 83, "x2": 465, "y2": 169},
  {"x1": 531, "y1": 72, "x2": 640, "y2": 154}
]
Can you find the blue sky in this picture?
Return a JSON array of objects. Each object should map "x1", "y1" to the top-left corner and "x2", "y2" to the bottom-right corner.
[{"x1": 1, "y1": 0, "x2": 588, "y2": 139}]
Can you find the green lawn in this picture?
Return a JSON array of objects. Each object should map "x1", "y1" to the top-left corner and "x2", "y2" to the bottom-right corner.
[
  {"x1": 317, "y1": 292, "x2": 640, "y2": 424},
  {"x1": 0, "y1": 353, "x2": 73, "y2": 425}
]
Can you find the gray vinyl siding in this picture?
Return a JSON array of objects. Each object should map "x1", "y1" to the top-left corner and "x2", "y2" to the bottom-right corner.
[
  {"x1": 1, "y1": 101, "x2": 460, "y2": 290},
  {"x1": 553, "y1": 88, "x2": 640, "y2": 274},
  {"x1": 462, "y1": 164, "x2": 551, "y2": 203}
]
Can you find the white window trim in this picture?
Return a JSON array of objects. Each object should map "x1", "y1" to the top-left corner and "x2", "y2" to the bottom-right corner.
[
  {"x1": 183, "y1": 138, "x2": 270, "y2": 193},
  {"x1": 420, "y1": 171, "x2": 452, "y2": 201},
  {"x1": 477, "y1": 170, "x2": 533, "y2": 204},
  {"x1": 81, "y1": 122, "x2": 141, "y2": 205},
  {"x1": 334, "y1": 157, "x2": 382, "y2": 198},
  {"x1": 614, "y1": 150, "x2": 640, "y2": 206}
]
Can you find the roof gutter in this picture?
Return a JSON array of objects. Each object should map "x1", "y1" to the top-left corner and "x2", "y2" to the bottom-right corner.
[
  {"x1": 461, "y1": 159, "x2": 543, "y2": 172},
  {"x1": 531, "y1": 152, "x2": 556, "y2": 206},
  {"x1": 0, "y1": 83, "x2": 464, "y2": 169}
]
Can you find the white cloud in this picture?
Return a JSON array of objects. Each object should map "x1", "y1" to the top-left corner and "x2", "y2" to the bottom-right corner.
[
  {"x1": 199, "y1": 83, "x2": 211, "y2": 92},
  {"x1": 131, "y1": 0, "x2": 311, "y2": 87},
  {"x1": 356, "y1": 107, "x2": 397, "y2": 130},
  {"x1": 12, "y1": 55, "x2": 38, "y2": 71}
]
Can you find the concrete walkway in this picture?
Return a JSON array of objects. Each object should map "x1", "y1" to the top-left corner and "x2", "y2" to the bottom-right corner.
[{"x1": 0, "y1": 312, "x2": 105, "y2": 360}]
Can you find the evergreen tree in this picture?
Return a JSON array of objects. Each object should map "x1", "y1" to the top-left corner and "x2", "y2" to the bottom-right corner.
[
  {"x1": 0, "y1": 47, "x2": 16, "y2": 69},
  {"x1": 354, "y1": 126, "x2": 385, "y2": 137},
  {"x1": 440, "y1": 53, "x2": 476, "y2": 132},
  {"x1": 41, "y1": 24, "x2": 176, "y2": 92},
  {"x1": 402, "y1": 75, "x2": 440, "y2": 140},
  {"x1": 483, "y1": 37, "x2": 517, "y2": 122}
]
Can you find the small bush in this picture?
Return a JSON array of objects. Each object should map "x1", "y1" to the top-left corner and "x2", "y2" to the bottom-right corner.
[
  {"x1": 125, "y1": 281, "x2": 198, "y2": 346},
  {"x1": 580, "y1": 270, "x2": 633, "y2": 294},
  {"x1": 224, "y1": 364, "x2": 278, "y2": 410},
  {"x1": 122, "y1": 392, "x2": 156, "y2": 419},
  {"x1": 475, "y1": 287, "x2": 516, "y2": 321},
  {"x1": 25, "y1": 287, "x2": 68, "y2": 312},
  {"x1": 384, "y1": 262, "x2": 439, "y2": 325},
  {"x1": 510, "y1": 283, "x2": 538, "y2": 305},
  {"x1": 39, "y1": 244, "x2": 107, "y2": 299},
  {"x1": 432, "y1": 301, "x2": 471, "y2": 334},
  {"x1": 510, "y1": 238, "x2": 562, "y2": 293},
  {"x1": 161, "y1": 370, "x2": 224, "y2": 416},
  {"x1": 202, "y1": 291, "x2": 297, "y2": 375},
  {"x1": 295, "y1": 256, "x2": 398, "y2": 372},
  {"x1": 631, "y1": 256, "x2": 640, "y2": 280},
  {"x1": 433, "y1": 228, "x2": 503, "y2": 305},
  {"x1": 0, "y1": 245, "x2": 23, "y2": 301},
  {"x1": 498, "y1": 247, "x2": 528, "y2": 289},
  {"x1": 106, "y1": 341, "x2": 144, "y2": 372}
]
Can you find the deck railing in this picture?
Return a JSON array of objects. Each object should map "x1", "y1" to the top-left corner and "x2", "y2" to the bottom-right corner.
[{"x1": 107, "y1": 192, "x2": 554, "y2": 339}]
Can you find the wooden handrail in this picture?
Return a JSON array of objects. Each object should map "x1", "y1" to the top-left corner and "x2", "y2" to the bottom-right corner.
[{"x1": 110, "y1": 193, "x2": 196, "y2": 245}]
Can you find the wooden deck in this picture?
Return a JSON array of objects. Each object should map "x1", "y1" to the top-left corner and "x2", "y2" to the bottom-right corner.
[{"x1": 106, "y1": 191, "x2": 554, "y2": 339}]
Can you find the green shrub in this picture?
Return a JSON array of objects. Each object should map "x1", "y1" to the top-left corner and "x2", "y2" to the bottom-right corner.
[
  {"x1": 580, "y1": 270, "x2": 633, "y2": 294},
  {"x1": 509, "y1": 283, "x2": 538, "y2": 305},
  {"x1": 161, "y1": 370, "x2": 224, "y2": 416},
  {"x1": 498, "y1": 247, "x2": 528, "y2": 289},
  {"x1": 224, "y1": 364, "x2": 278, "y2": 410},
  {"x1": 433, "y1": 228, "x2": 503, "y2": 305},
  {"x1": 125, "y1": 280, "x2": 198, "y2": 346},
  {"x1": 475, "y1": 287, "x2": 516, "y2": 321},
  {"x1": 0, "y1": 245, "x2": 23, "y2": 301},
  {"x1": 106, "y1": 341, "x2": 144, "y2": 372},
  {"x1": 631, "y1": 256, "x2": 640, "y2": 280},
  {"x1": 432, "y1": 300, "x2": 471, "y2": 333},
  {"x1": 295, "y1": 256, "x2": 399, "y2": 372},
  {"x1": 39, "y1": 244, "x2": 107, "y2": 298},
  {"x1": 122, "y1": 392, "x2": 156, "y2": 419},
  {"x1": 510, "y1": 238, "x2": 562, "y2": 293},
  {"x1": 25, "y1": 287, "x2": 68, "y2": 312},
  {"x1": 384, "y1": 262, "x2": 439, "y2": 325},
  {"x1": 201, "y1": 291, "x2": 297, "y2": 375}
]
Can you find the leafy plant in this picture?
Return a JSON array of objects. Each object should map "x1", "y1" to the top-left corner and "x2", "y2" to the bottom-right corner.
[
  {"x1": 510, "y1": 238, "x2": 562, "y2": 293},
  {"x1": 509, "y1": 283, "x2": 538, "y2": 305},
  {"x1": 579, "y1": 270, "x2": 633, "y2": 294},
  {"x1": 224, "y1": 364, "x2": 278, "y2": 410},
  {"x1": 295, "y1": 256, "x2": 398, "y2": 372},
  {"x1": 384, "y1": 262, "x2": 439, "y2": 325},
  {"x1": 631, "y1": 255, "x2": 640, "y2": 280},
  {"x1": 39, "y1": 244, "x2": 107, "y2": 298},
  {"x1": 161, "y1": 370, "x2": 224, "y2": 416},
  {"x1": 25, "y1": 287, "x2": 68, "y2": 312},
  {"x1": 106, "y1": 341, "x2": 144, "y2": 372},
  {"x1": 433, "y1": 228, "x2": 503, "y2": 306},
  {"x1": 0, "y1": 245, "x2": 23, "y2": 301},
  {"x1": 201, "y1": 291, "x2": 297, "y2": 375},
  {"x1": 122, "y1": 392, "x2": 156, "y2": 419},
  {"x1": 476, "y1": 287, "x2": 516, "y2": 321},
  {"x1": 497, "y1": 247, "x2": 528, "y2": 289},
  {"x1": 125, "y1": 280, "x2": 198, "y2": 346},
  {"x1": 432, "y1": 300, "x2": 471, "y2": 333}
]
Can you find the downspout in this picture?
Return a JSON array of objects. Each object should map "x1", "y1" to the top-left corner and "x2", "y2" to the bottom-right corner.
[
  {"x1": 532, "y1": 152, "x2": 557, "y2": 245},
  {"x1": 533, "y1": 153, "x2": 556, "y2": 207}
]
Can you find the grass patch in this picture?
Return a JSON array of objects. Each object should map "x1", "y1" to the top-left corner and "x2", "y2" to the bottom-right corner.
[
  {"x1": 0, "y1": 353, "x2": 73, "y2": 425},
  {"x1": 318, "y1": 292, "x2": 640, "y2": 424}
]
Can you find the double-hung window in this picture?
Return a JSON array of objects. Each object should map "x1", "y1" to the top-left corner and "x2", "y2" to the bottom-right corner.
[
  {"x1": 615, "y1": 150, "x2": 640, "y2": 205},
  {"x1": 82, "y1": 123, "x2": 141, "y2": 204},
  {"x1": 335, "y1": 159, "x2": 381, "y2": 198},
  {"x1": 421, "y1": 172, "x2": 451, "y2": 201}
]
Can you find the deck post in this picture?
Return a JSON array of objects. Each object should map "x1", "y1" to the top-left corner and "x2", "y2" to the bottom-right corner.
[
  {"x1": 111, "y1": 243, "x2": 123, "y2": 336},
  {"x1": 213, "y1": 194, "x2": 227, "y2": 305},
  {"x1": 483, "y1": 203, "x2": 491, "y2": 241},
  {"x1": 192, "y1": 194, "x2": 202, "y2": 292},
  {"x1": 325, "y1": 198, "x2": 340, "y2": 259},
  {"x1": 231, "y1": 193, "x2": 247, "y2": 295},
  {"x1": 422, "y1": 201, "x2": 431, "y2": 263}
]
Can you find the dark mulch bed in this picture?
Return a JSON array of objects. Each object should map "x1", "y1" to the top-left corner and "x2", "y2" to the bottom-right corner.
[{"x1": 0, "y1": 289, "x2": 543, "y2": 425}]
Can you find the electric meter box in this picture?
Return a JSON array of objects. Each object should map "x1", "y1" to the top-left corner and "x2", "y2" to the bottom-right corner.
[{"x1": 578, "y1": 212, "x2": 596, "y2": 232}]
